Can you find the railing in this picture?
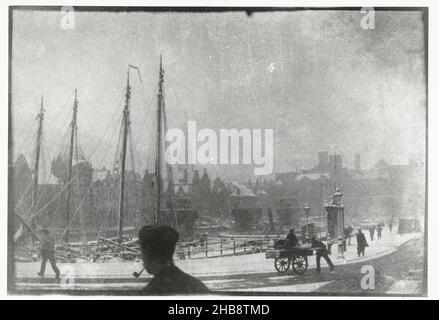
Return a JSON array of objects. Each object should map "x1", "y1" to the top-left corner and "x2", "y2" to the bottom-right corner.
[
  {"x1": 18, "y1": 235, "x2": 286, "y2": 263},
  {"x1": 175, "y1": 236, "x2": 282, "y2": 260}
]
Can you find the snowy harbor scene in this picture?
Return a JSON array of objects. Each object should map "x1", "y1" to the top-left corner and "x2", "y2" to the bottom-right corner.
[{"x1": 8, "y1": 7, "x2": 427, "y2": 296}]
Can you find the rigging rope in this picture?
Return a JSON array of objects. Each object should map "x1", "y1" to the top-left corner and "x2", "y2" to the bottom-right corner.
[
  {"x1": 13, "y1": 89, "x2": 75, "y2": 162},
  {"x1": 27, "y1": 128, "x2": 69, "y2": 216},
  {"x1": 95, "y1": 176, "x2": 119, "y2": 240},
  {"x1": 61, "y1": 97, "x2": 126, "y2": 242},
  {"x1": 58, "y1": 111, "x2": 126, "y2": 243},
  {"x1": 58, "y1": 174, "x2": 95, "y2": 243},
  {"x1": 127, "y1": 116, "x2": 142, "y2": 232},
  {"x1": 13, "y1": 122, "x2": 38, "y2": 164},
  {"x1": 28, "y1": 92, "x2": 124, "y2": 219}
]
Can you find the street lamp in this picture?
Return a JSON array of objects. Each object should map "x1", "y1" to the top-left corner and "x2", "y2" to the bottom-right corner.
[{"x1": 304, "y1": 203, "x2": 311, "y2": 239}]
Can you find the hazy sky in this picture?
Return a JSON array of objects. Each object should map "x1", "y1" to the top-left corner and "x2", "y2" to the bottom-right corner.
[{"x1": 11, "y1": 9, "x2": 426, "y2": 180}]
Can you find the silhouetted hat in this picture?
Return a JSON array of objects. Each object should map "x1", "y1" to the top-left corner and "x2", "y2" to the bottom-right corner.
[{"x1": 138, "y1": 225, "x2": 179, "y2": 261}]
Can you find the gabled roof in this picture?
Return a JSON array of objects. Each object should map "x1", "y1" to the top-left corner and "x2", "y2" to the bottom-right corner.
[{"x1": 174, "y1": 185, "x2": 190, "y2": 194}]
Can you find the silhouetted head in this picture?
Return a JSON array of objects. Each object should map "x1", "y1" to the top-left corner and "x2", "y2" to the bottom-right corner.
[
  {"x1": 138, "y1": 225, "x2": 179, "y2": 275},
  {"x1": 289, "y1": 229, "x2": 295, "y2": 233}
]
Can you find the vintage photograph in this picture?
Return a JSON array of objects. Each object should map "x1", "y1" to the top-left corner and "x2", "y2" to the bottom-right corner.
[{"x1": 8, "y1": 7, "x2": 427, "y2": 296}]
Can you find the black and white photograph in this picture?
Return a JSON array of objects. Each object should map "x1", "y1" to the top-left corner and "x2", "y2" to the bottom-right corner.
[{"x1": 6, "y1": 5, "x2": 429, "y2": 297}]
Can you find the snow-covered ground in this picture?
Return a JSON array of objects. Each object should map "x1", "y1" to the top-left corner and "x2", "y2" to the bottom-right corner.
[{"x1": 12, "y1": 229, "x2": 422, "y2": 293}]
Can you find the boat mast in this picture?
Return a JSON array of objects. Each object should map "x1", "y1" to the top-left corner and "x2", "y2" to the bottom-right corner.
[
  {"x1": 31, "y1": 97, "x2": 45, "y2": 224},
  {"x1": 117, "y1": 69, "x2": 131, "y2": 242},
  {"x1": 64, "y1": 89, "x2": 78, "y2": 243},
  {"x1": 155, "y1": 55, "x2": 164, "y2": 225}
]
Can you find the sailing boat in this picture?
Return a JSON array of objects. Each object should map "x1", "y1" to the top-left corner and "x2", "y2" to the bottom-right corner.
[
  {"x1": 153, "y1": 56, "x2": 198, "y2": 238},
  {"x1": 12, "y1": 57, "x2": 199, "y2": 263},
  {"x1": 13, "y1": 97, "x2": 45, "y2": 243},
  {"x1": 13, "y1": 90, "x2": 88, "y2": 245},
  {"x1": 104, "y1": 56, "x2": 198, "y2": 244}
]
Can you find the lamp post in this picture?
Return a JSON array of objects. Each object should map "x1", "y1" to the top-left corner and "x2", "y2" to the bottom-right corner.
[{"x1": 304, "y1": 203, "x2": 310, "y2": 239}]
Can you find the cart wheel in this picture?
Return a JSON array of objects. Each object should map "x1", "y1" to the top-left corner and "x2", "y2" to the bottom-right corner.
[
  {"x1": 274, "y1": 257, "x2": 290, "y2": 273},
  {"x1": 292, "y1": 255, "x2": 308, "y2": 275}
]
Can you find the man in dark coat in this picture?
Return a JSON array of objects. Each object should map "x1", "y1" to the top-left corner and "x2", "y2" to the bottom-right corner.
[
  {"x1": 37, "y1": 229, "x2": 60, "y2": 281},
  {"x1": 356, "y1": 229, "x2": 369, "y2": 257},
  {"x1": 311, "y1": 236, "x2": 334, "y2": 272},
  {"x1": 286, "y1": 229, "x2": 299, "y2": 247},
  {"x1": 388, "y1": 221, "x2": 393, "y2": 233},
  {"x1": 139, "y1": 225, "x2": 209, "y2": 295}
]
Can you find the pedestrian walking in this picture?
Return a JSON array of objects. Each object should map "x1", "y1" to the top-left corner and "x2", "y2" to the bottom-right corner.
[
  {"x1": 356, "y1": 229, "x2": 369, "y2": 257},
  {"x1": 311, "y1": 236, "x2": 334, "y2": 272},
  {"x1": 344, "y1": 226, "x2": 353, "y2": 246},
  {"x1": 37, "y1": 229, "x2": 60, "y2": 281},
  {"x1": 376, "y1": 225, "x2": 383, "y2": 240}
]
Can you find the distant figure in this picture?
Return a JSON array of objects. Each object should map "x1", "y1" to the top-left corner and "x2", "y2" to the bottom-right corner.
[
  {"x1": 286, "y1": 229, "x2": 299, "y2": 248},
  {"x1": 37, "y1": 229, "x2": 60, "y2": 281},
  {"x1": 388, "y1": 221, "x2": 393, "y2": 233},
  {"x1": 139, "y1": 225, "x2": 209, "y2": 294},
  {"x1": 356, "y1": 229, "x2": 369, "y2": 257},
  {"x1": 376, "y1": 225, "x2": 383, "y2": 240},
  {"x1": 369, "y1": 225, "x2": 375, "y2": 241},
  {"x1": 199, "y1": 232, "x2": 208, "y2": 246},
  {"x1": 344, "y1": 226, "x2": 353, "y2": 246},
  {"x1": 311, "y1": 236, "x2": 334, "y2": 272}
]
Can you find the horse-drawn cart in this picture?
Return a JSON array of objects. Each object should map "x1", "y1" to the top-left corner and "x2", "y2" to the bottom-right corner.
[{"x1": 265, "y1": 239, "x2": 318, "y2": 274}]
